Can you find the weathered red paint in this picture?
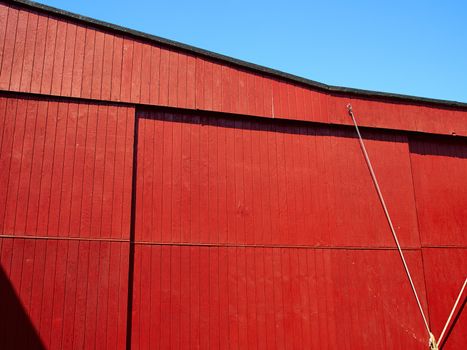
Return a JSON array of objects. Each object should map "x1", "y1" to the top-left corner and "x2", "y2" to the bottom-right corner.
[{"x1": 0, "y1": 1, "x2": 466, "y2": 349}]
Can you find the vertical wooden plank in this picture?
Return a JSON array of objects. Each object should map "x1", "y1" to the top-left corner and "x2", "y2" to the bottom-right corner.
[
  {"x1": 280, "y1": 248, "x2": 294, "y2": 349},
  {"x1": 58, "y1": 102, "x2": 78, "y2": 237},
  {"x1": 23, "y1": 102, "x2": 47, "y2": 234},
  {"x1": 70, "y1": 24, "x2": 86, "y2": 98},
  {"x1": 272, "y1": 248, "x2": 285, "y2": 349},
  {"x1": 149, "y1": 46, "x2": 161, "y2": 105},
  {"x1": 80, "y1": 27, "x2": 95, "y2": 99},
  {"x1": 101, "y1": 105, "x2": 118, "y2": 238},
  {"x1": 138, "y1": 245, "x2": 151, "y2": 349},
  {"x1": 0, "y1": 7, "x2": 18, "y2": 89},
  {"x1": 254, "y1": 74, "x2": 265, "y2": 117},
  {"x1": 160, "y1": 114, "x2": 173, "y2": 242},
  {"x1": 159, "y1": 49, "x2": 170, "y2": 106},
  {"x1": 50, "y1": 19, "x2": 67, "y2": 95},
  {"x1": 130, "y1": 245, "x2": 141, "y2": 349},
  {"x1": 47, "y1": 102, "x2": 68, "y2": 236},
  {"x1": 95, "y1": 242, "x2": 111, "y2": 350},
  {"x1": 243, "y1": 121, "x2": 254, "y2": 244},
  {"x1": 234, "y1": 120, "x2": 245, "y2": 243},
  {"x1": 120, "y1": 37, "x2": 133, "y2": 102},
  {"x1": 195, "y1": 57, "x2": 205, "y2": 110},
  {"x1": 171, "y1": 116, "x2": 183, "y2": 243},
  {"x1": 90, "y1": 29, "x2": 105, "y2": 100},
  {"x1": 227, "y1": 247, "x2": 239, "y2": 349},
  {"x1": 105, "y1": 243, "x2": 123, "y2": 349},
  {"x1": 9, "y1": 9, "x2": 28, "y2": 91},
  {"x1": 237, "y1": 71, "x2": 248, "y2": 115},
  {"x1": 245, "y1": 248, "x2": 258, "y2": 349},
  {"x1": 236, "y1": 247, "x2": 248, "y2": 349},
  {"x1": 71, "y1": 240, "x2": 88, "y2": 348},
  {"x1": 2, "y1": 98, "x2": 26, "y2": 234},
  {"x1": 207, "y1": 118, "x2": 218, "y2": 243},
  {"x1": 230, "y1": 67, "x2": 240, "y2": 115},
  {"x1": 203, "y1": 60, "x2": 213, "y2": 111},
  {"x1": 168, "y1": 50, "x2": 179, "y2": 107},
  {"x1": 110, "y1": 107, "x2": 126, "y2": 238},
  {"x1": 140, "y1": 43, "x2": 152, "y2": 104},
  {"x1": 28, "y1": 13, "x2": 47, "y2": 93},
  {"x1": 89, "y1": 105, "x2": 108, "y2": 238},
  {"x1": 77, "y1": 104, "x2": 97, "y2": 238},
  {"x1": 101, "y1": 32, "x2": 114, "y2": 101},
  {"x1": 33, "y1": 101, "x2": 54, "y2": 235},
  {"x1": 177, "y1": 53, "x2": 187, "y2": 108},
  {"x1": 180, "y1": 115, "x2": 191, "y2": 243},
  {"x1": 217, "y1": 117, "x2": 228, "y2": 244},
  {"x1": 150, "y1": 114, "x2": 163, "y2": 243},
  {"x1": 209, "y1": 248, "x2": 220, "y2": 349},
  {"x1": 218, "y1": 247, "x2": 230, "y2": 347},
  {"x1": 133, "y1": 113, "x2": 144, "y2": 242},
  {"x1": 297, "y1": 249, "x2": 312, "y2": 349},
  {"x1": 130, "y1": 40, "x2": 143, "y2": 103},
  {"x1": 40, "y1": 15, "x2": 57, "y2": 93},
  {"x1": 171, "y1": 246, "x2": 182, "y2": 349},
  {"x1": 14, "y1": 99, "x2": 38, "y2": 235},
  {"x1": 34, "y1": 240, "x2": 52, "y2": 346},
  {"x1": 290, "y1": 249, "x2": 304, "y2": 349},
  {"x1": 148, "y1": 246, "x2": 162, "y2": 349},
  {"x1": 185, "y1": 54, "x2": 196, "y2": 109},
  {"x1": 60, "y1": 240, "x2": 79, "y2": 350},
  {"x1": 58, "y1": 22, "x2": 76, "y2": 97},
  {"x1": 82, "y1": 241, "x2": 100, "y2": 349},
  {"x1": 159, "y1": 245, "x2": 171, "y2": 348},
  {"x1": 212, "y1": 62, "x2": 222, "y2": 111},
  {"x1": 179, "y1": 246, "x2": 191, "y2": 347},
  {"x1": 121, "y1": 107, "x2": 134, "y2": 237},
  {"x1": 68, "y1": 103, "x2": 88, "y2": 237},
  {"x1": 110, "y1": 35, "x2": 123, "y2": 102},
  {"x1": 267, "y1": 122, "x2": 280, "y2": 245},
  {"x1": 224, "y1": 118, "x2": 236, "y2": 243},
  {"x1": 0, "y1": 4, "x2": 9, "y2": 74},
  {"x1": 19, "y1": 11, "x2": 38, "y2": 91}
]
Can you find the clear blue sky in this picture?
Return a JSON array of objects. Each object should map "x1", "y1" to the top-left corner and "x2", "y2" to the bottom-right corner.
[{"x1": 37, "y1": 0, "x2": 467, "y2": 102}]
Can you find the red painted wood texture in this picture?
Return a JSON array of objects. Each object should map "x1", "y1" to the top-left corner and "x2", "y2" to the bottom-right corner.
[
  {"x1": 409, "y1": 136, "x2": 467, "y2": 246},
  {"x1": 135, "y1": 110, "x2": 420, "y2": 248},
  {"x1": 0, "y1": 237, "x2": 129, "y2": 350},
  {"x1": 0, "y1": 1, "x2": 466, "y2": 349},
  {"x1": 0, "y1": 95, "x2": 134, "y2": 349},
  {"x1": 0, "y1": 2, "x2": 466, "y2": 136},
  {"x1": 422, "y1": 248, "x2": 467, "y2": 350},
  {"x1": 130, "y1": 245, "x2": 429, "y2": 349},
  {"x1": 0, "y1": 95, "x2": 134, "y2": 239}
]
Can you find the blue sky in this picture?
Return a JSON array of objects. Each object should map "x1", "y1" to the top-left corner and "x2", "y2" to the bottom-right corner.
[{"x1": 37, "y1": 0, "x2": 467, "y2": 102}]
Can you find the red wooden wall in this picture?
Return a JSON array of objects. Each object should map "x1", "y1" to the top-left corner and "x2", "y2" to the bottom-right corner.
[
  {"x1": 0, "y1": 2, "x2": 466, "y2": 136},
  {"x1": 0, "y1": 1, "x2": 466, "y2": 349}
]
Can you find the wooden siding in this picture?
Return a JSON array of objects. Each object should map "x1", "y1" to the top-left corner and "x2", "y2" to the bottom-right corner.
[{"x1": 0, "y1": 2, "x2": 466, "y2": 137}]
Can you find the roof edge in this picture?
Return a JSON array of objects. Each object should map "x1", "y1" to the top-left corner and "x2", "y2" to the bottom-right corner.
[{"x1": 12, "y1": 0, "x2": 467, "y2": 110}]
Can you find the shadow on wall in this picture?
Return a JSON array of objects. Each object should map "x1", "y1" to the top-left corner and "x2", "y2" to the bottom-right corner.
[{"x1": 0, "y1": 266, "x2": 45, "y2": 350}]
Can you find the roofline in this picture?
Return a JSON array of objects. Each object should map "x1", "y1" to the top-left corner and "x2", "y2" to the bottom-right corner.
[{"x1": 12, "y1": 0, "x2": 467, "y2": 110}]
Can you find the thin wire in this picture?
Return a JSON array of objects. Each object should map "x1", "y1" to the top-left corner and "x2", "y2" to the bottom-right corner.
[
  {"x1": 346, "y1": 104, "x2": 432, "y2": 336},
  {"x1": 438, "y1": 277, "x2": 467, "y2": 346}
]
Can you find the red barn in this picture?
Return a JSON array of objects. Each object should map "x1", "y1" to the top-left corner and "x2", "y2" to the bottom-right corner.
[{"x1": 0, "y1": 0, "x2": 466, "y2": 349}]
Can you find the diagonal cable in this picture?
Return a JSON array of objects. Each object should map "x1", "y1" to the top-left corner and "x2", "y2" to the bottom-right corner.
[{"x1": 346, "y1": 104, "x2": 436, "y2": 348}]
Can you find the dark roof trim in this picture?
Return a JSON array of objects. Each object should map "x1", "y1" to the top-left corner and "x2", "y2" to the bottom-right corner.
[{"x1": 12, "y1": 0, "x2": 467, "y2": 109}]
